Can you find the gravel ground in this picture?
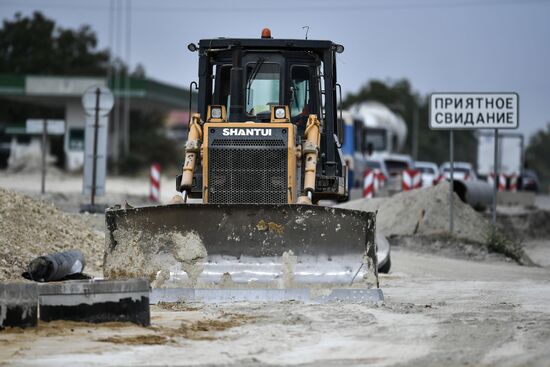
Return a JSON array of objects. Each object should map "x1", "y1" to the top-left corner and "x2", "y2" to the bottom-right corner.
[
  {"x1": 1, "y1": 249, "x2": 549, "y2": 367},
  {"x1": 0, "y1": 170, "x2": 179, "y2": 206},
  {"x1": 1, "y1": 172, "x2": 550, "y2": 366}
]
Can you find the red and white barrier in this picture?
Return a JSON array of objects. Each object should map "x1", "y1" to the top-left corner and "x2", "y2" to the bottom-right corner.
[
  {"x1": 402, "y1": 169, "x2": 422, "y2": 191},
  {"x1": 433, "y1": 174, "x2": 445, "y2": 186},
  {"x1": 363, "y1": 169, "x2": 375, "y2": 198},
  {"x1": 508, "y1": 173, "x2": 518, "y2": 192},
  {"x1": 488, "y1": 172, "x2": 507, "y2": 192},
  {"x1": 149, "y1": 163, "x2": 161, "y2": 202},
  {"x1": 373, "y1": 169, "x2": 386, "y2": 191}
]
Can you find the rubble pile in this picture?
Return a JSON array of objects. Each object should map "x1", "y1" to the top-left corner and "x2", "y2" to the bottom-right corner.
[
  {"x1": 0, "y1": 187, "x2": 103, "y2": 281},
  {"x1": 338, "y1": 182, "x2": 490, "y2": 243}
]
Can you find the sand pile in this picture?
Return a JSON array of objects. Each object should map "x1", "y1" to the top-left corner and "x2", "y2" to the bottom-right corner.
[
  {"x1": 0, "y1": 187, "x2": 104, "y2": 281},
  {"x1": 338, "y1": 182, "x2": 490, "y2": 243}
]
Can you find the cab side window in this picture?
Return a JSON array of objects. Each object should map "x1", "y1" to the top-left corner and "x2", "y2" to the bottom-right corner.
[
  {"x1": 289, "y1": 65, "x2": 312, "y2": 127},
  {"x1": 214, "y1": 64, "x2": 231, "y2": 110}
]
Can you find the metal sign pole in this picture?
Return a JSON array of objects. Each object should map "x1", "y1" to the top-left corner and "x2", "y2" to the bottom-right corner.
[
  {"x1": 449, "y1": 130, "x2": 454, "y2": 233},
  {"x1": 91, "y1": 88, "x2": 101, "y2": 207},
  {"x1": 81, "y1": 85, "x2": 113, "y2": 213},
  {"x1": 41, "y1": 119, "x2": 48, "y2": 194},
  {"x1": 492, "y1": 128, "x2": 499, "y2": 230}
]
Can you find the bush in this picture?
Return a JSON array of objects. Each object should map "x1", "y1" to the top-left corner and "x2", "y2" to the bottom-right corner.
[{"x1": 115, "y1": 110, "x2": 183, "y2": 175}]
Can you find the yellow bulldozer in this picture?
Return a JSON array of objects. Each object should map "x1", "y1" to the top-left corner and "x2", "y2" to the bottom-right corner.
[{"x1": 103, "y1": 29, "x2": 383, "y2": 302}]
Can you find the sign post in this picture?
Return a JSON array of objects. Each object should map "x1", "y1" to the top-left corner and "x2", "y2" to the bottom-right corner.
[
  {"x1": 492, "y1": 129, "x2": 499, "y2": 227},
  {"x1": 449, "y1": 130, "x2": 454, "y2": 232},
  {"x1": 429, "y1": 93, "x2": 519, "y2": 233},
  {"x1": 41, "y1": 120, "x2": 47, "y2": 194},
  {"x1": 26, "y1": 119, "x2": 65, "y2": 194},
  {"x1": 81, "y1": 86, "x2": 114, "y2": 212}
]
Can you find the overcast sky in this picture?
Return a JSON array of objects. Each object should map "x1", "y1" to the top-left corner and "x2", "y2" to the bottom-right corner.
[{"x1": 2, "y1": 0, "x2": 549, "y2": 139}]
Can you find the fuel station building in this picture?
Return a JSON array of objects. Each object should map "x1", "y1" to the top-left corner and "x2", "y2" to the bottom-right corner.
[{"x1": 0, "y1": 74, "x2": 191, "y2": 170}]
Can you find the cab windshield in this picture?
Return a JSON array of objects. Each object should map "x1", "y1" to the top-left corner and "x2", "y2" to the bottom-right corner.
[
  {"x1": 246, "y1": 62, "x2": 280, "y2": 117},
  {"x1": 365, "y1": 128, "x2": 387, "y2": 151}
]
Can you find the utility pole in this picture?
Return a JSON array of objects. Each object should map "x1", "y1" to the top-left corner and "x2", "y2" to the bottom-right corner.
[
  {"x1": 123, "y1": 0, "x2": 132, "y2": 156},
  {"x1": 412, "y1": 106, "x2": 419, "y2": 161},
  {"x1": 113, "y1": 0, "x2": 122, "y2": 169}
]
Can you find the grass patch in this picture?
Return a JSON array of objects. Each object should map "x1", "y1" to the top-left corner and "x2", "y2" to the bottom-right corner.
[{"x1": 484, "y1": 229, "x2": 528, "y2": 265}]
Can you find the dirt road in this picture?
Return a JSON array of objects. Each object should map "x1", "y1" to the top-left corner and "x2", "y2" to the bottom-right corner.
[
  {"x1": 2, "y1": 248, "x2": 549, "y2": 367},
  {"x1": 1, "y1": 172, "x2": 549, "y2": 366}
]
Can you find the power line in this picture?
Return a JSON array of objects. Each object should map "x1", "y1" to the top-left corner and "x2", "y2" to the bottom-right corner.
[{"x1": 3, "y1": 0, "x2": 550, "y2": 13}]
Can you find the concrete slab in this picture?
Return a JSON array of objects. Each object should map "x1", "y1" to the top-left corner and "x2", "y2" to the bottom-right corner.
[
  {"x1": 38, "y1": 279, "x2": 150, "y2": 326},
  {"x1": 0, "y1": 283, "x2": 38, "y2": 330},
  {"x1": 497, "y1": 191, "x2": 536, "y2": 206}
]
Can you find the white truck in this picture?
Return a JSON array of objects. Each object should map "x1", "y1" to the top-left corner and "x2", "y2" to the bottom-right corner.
[
  {"x1": 351, "y1": 101, "x2": 408, "y2": 155},
  {"x1": 477, "y1": 132, "x2": 523, "y2": 180}
]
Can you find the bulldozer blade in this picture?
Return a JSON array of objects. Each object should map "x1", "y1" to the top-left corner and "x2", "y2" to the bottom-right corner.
[
  {"x1": 104, "y1": 204, "x2": 378, "y2": 293},
  {"x1": 150, "y1": 288, "x2": 384, "y2": 304}
]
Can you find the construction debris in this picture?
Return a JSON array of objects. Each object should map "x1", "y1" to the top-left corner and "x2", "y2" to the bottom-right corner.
[
  {"x1": 338, "y1": 182, "x2": 490, "y2": 242},
  {"x1": 0, "y1": 187, "x2": 103, "y2": 281},
  {"x1": 337, "y1": 183, "x2": 531, "y2": 264},
  {"x1": 22, "y1": 250, "x2": 86, "y2": 282}
]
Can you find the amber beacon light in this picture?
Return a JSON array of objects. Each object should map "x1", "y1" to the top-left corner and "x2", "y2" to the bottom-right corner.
[{"x1": 261, "y1": 28, "x2": 272, "y2": 39}]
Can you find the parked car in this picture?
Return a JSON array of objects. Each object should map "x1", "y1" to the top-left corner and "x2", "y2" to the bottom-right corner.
[
  {"x1": 365, "y1": 159, "x2": 390, "y2": 180},
  {"x1": 415, "y1": 161, "x2": 439, "y2": 187},
  {"x1": 440, "y1": 162, "x2": 477, "y2": 181},
  {"x1": 370, "y1": 153, "x2": 414, "y2": 192},
  {"x1": 522, "y1": 169, "x2": 540, "y2": 192}
]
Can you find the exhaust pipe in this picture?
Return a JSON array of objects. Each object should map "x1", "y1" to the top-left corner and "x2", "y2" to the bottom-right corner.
[
  {"x1": 452, "y1": 179, "x2": 493, "y2": 211},
  {"x1": 229, "y1": 47, "x2": 245, "y2": 122}
]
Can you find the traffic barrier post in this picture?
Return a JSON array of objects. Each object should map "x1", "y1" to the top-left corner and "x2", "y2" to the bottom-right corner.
[
  {"x1": 402, "y1": 169, "x2": 422, "y2": 191},
  {"x1": 363, "y1": 169, "x2": 375, "y2": 198},
  {"x1": 150, "y1": 163, "x2": 161, "y2": 202}
]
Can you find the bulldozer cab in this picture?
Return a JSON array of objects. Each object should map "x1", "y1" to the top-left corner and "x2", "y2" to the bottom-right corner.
[{"x1": 183, "y1": 34, "x2": 348, "y2": 202}]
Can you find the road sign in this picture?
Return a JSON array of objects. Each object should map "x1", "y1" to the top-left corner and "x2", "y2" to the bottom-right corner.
[
  {"x1": 428, "y1": 92, "x2": 519, "y2": 234},
  {"x1": 82, "y1": 86, "x2": 114, "y2": 117},
  {"x1": 26, "y1": 119, "x2": 65, "y2": 135},
  {"x1": 429, "y1": 93, "x2": 518, "y2": 130}
]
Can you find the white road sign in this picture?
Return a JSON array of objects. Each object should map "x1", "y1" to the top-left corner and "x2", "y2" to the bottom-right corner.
[
  {"x1": 81, "y1": 85, "x2": 114, "y2": 116},
  {"x1": 26, "y1": 119, "x2": 65, "y2": 135},
  {"x1": 429, "y1": 93, "x2": 518, "y2": 130}
]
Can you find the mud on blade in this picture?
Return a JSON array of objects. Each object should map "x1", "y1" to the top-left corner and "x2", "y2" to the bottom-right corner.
[{"x1": 104, "y1": 204, "x2": 378, "y2": 289}]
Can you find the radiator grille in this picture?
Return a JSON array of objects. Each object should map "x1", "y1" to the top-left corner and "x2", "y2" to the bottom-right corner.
[{"x1": 208, "y1": 138, "x2": 288, "y2": 204}]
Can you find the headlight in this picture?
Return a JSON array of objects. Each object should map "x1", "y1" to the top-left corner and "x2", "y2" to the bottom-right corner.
[
  {"x1": 211, "y1": 106, "x2": 222, "y2": 119},
  {"x1": 207, "y1": 105, "x2": 226, "y2": 122},
  {"x1": 270, "y1": 105, "x2": 289, "y2": 122},
  {"x1": 275, "y1": 107, "x2": 286, "y2": 119}
]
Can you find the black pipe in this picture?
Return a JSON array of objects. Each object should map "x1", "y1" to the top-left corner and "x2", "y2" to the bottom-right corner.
[
  {"x1": 453, "y1": 179, "x2": 493, "y2": 212},
  {"x1": 23, "y1": 250, "x2": 86, "y2": 282}
]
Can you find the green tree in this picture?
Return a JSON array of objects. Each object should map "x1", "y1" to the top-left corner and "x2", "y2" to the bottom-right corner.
[
  {"x1": 344, "y1": 79, "x2": 478, "y2": 165},
  {"x1": 0, "y1": 12, "x2": 109, "y2": 75},
  {"x1": 117, "y1": 111, "x2": 183, "y2": 174},
  {"x1": 0, "y1": 12, "x2": 176, "y2": 174},
  {"x1": 525, "y1": 122, "x2": 550, "y2": 191}
]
